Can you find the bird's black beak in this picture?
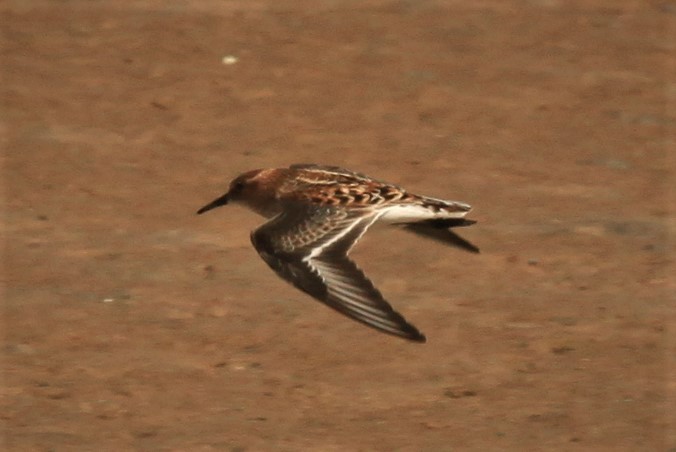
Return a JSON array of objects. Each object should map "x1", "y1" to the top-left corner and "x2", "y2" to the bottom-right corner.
[{"x1": 196, "y1": 193, "x2": 229, "y2": 214}]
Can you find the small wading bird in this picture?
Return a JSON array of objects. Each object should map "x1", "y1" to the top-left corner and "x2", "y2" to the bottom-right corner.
[{"x1": 197, "y1": 164, "x2": 478, "y2": 342}]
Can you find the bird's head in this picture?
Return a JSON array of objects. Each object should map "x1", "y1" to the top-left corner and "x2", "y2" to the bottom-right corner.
[{"x1": 196, "y1": 168, "x2": 276, "y2": 215}]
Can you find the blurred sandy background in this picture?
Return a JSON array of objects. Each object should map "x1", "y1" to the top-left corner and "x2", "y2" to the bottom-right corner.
[{"x1": 2, "y1": 0, "x2": 674, "y2": 450}]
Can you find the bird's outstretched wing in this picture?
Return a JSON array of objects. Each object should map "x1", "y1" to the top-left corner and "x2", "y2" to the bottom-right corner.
[{"x1": 251, "y1": 204, "x2": 426, "y2": 342}]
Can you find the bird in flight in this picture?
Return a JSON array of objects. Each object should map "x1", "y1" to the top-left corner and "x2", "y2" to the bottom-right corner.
[{"x1": 197, "y1": 164, "x2": 478, "y2": 343}]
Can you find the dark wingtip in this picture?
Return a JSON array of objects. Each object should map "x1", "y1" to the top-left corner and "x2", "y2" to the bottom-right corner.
[
  {"x1": 426, "y1": 218, "x2": 476, "y2": 228},
  {"x1": 409, "y1": 332, "x2": 427, "y2": 343},
  {"x1": 461, "y1": 240, "x2": 481, "y2": 254},
  {"x1": 402, "y1": 222, "x2": 480, "y2": 254},
  {"x1": 399, "y1": 323, "x2": 427, "y2": 343}
]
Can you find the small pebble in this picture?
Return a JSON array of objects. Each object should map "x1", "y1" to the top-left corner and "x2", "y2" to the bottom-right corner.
[{"x1": 222, "y1": 55, "x2": 238, "y2": 65}]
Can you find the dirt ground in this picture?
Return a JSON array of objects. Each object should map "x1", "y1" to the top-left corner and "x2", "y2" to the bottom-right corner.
[{"x1": 2, "y1": 0, "x2": 674, "y2": 450}]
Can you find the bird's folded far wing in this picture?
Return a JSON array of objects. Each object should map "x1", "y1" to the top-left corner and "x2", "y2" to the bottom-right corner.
[{"x1": 402, "y1": 219, "x2": 480, "y2": 253}]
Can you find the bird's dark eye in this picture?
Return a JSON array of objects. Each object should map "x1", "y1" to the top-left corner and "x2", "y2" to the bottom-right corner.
[{"x1": 233, "y1": 181, "x2": 245, "y2": 191}]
